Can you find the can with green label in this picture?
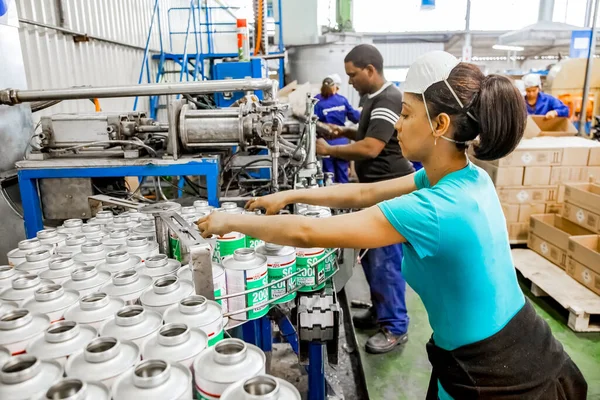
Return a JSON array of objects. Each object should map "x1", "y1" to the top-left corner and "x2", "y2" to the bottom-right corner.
[
  {"x1": 296, "y1": 211, "x2": 326, "y2": 292},
  {"x1": 256, "y1": 243, "x2": 296, "y2": 303},
  {"x1": 214, "y1": 203, "x2": 246, "y2": 263},
  {"x1": 244, "y1": 210, "x2": 264, "y2": 249},
  {"x1": 221, "y1": 248, "x2": 269, "y2": 321},
  {"x1": 323, "y1": 249, "x2": 337, "y2": 279}
]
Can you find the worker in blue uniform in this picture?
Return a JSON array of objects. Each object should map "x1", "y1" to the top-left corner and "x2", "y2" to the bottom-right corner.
[
  {"x1": 314, "y1": 74, "x2": 361, "y2": 183},
  {"x1": 523, "y1": 73, "x2": 569, "y2": 118}
]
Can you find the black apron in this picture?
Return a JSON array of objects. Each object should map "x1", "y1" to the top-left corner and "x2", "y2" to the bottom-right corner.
[{"x1": 425, "y1": 301, "x2": 587, "y2": 400}]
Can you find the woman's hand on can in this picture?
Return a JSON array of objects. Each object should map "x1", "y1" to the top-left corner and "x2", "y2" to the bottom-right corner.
[
  {"x1": 245, "y1": 193, "x2": 288, "y2": 215},
  {"x1": 196, "y1": 212, "x2": 231, "y2": 238}
]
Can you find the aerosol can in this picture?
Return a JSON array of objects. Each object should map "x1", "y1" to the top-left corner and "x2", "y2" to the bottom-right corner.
[
  {"x1": 0, "y1": 301, "x2": 17, "y2": 316},
  {"x1": 25, "y1": 321, "x2": 98, "y2": 368},
  {"x1": 121, "y1": 210, "x2": 146, "y2": 222},
  {"x1": 0, "y1": 309, "x2": 50, "y2": 355},
  {"x1": 80, "y1": 224, "x2": 109, "y2": 241},
  {"x1": 140, "y1": 276, "x2": 194, "y2": 315},
  {"x1": 40, "y1": 257, "x2": 85, "y2": 286},
  {"x1": 65, "y1": 336, "x2": 140, "y2": 389},
  {"x1": 37, "y1": 229, "x2": 68, "y2": 251},
  {"x1": 0, "y1": 274, "x2": 54, "y2": 307},
  {"x1": 0, "y1": 356, "x2": 63, "y2": 400},
  {"x1": 132, "y1": 219, "x2": 156, "y2": 241},
  {"x1": 22, "y1": 284, "x2": 80, "y2": 323},
  {"x1": 87, "y1": 210, "x2": 114, "y2": 227},
  {"x1": 96, "y1": 250, "x2": 142, "y2": 276},
  {"x1": 101, "y1": 228, "x2": 131, "y2": 251},
  {"x1": 7, "y1": 239, "x2": 53, "y2": 267},
  {"x1": 112, "y1": 359, "x2": 192, "y2": 400},
  {"x1": 137, "y1": 254, "x2": 181, "y2": 282},
  {"x1": 193, "y1": 338, "x2": 266, "y2": 400},
  {"x1": 214, "y1": 203, "x2": 246, "y2": 263},
  {"x1": 43, "y1": 379, "x2": 110, "y2": 400},
  {"x1": 15, "y1": 249, "x2": 53, "y2": 275},
  {"x1": 64, "y1": 292, "x2": 125, "y2": 330},
  {"x1": 0, "y1": 345, "x2": 9, "y2": 366},
  {"x1": 163, "y1": 295, "x2": 225, "y2": 346},
  {"x1": 100, "y1": 269, "x2": 153, "y2": 305},
  {"x1": 73, "y1": 241, "x2": 110, "y2": 267},
  {"x1": 108, "y1": 215, "x2": 138, "y2": 231},
  {"x1": 0, "y1": 267, "x2": 25, "y2": 290},
  {"x1": 194, "y1": 199, "x2": 214, "y2": 214},
  {"x1": 55, "y1": 235, "x2": 88, "y2": 258},
  {"x1": 99, "y1": 305, "x2": 162, "y2": 347},
  {"x1": 221, "y1": 375, "x2": 301, "y2": 400},
  {"x1": 57, "y1": 219, "x2": 84, "y2": 236},
  {"x1": 124, "y1": 236, "x2": 160, "y2": 262},
  {"x1": 177, "y1": 264, "x2": 227, "y2": 314},
  {"x1": 221, "y1": 249, "x2": 269, "y2": 321},
  {"x1": 63, "y1": 266, "x2": 111, "y2": 297},
  {"x1": 142, "y1": 323, "x2": 208, "y2": 368},
  {"x1": 256, "y1": 243, "x2": 297, "y2": 303}
]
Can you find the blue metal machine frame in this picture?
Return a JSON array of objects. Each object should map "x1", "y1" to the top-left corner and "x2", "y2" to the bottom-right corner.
[{"x1": 17, "y1": 158, "x2": 220, "y2": 239}]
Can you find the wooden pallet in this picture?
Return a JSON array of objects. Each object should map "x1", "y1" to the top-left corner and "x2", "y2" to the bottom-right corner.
[{"x1": 512, "y1": 249, "x2": 600, "y2": 332}]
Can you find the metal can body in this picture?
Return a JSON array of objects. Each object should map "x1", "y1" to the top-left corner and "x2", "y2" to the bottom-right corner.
[
  {"x1": 221, "y1": 374, "x2": 302, "y2": 400},
  {"x1": 108, "y1": 215, "x2": 138, "y2": 231},
  {"x1": 299, "y1": 205, "x2": 332, "y2": 218},
  {"x1": 215, "y1": 232, "x2": 246, "y2": 263},
  {"x1": 132, "y1": 220, "x2": 157, "y2": 241},
  {"x1": 140, "y1": 276, "x2": 194, "y2": 315},
  {"x1": 101, "y1": 228, "x2": 130, "y2": 250},
  {"x1": 15, "y1": 249, "x2": 53, "y2": 275},
  {"x1": 0, "y1": 267, "x2": 25, "y2": 290},
  {"x1": 222, "y1": 249, "x2": 269, "y2": 321},
  {"x1": 22, "y1": 284, "x2": 80, "y2": 323},
  {"x1": 0, "y1": 275, "x2": 54, "y2": 307},
  {"x1": 55, "y1": 235, "x2": 87, "y2": 258},
  {"x1": 0, "y1": 309, "x2": 50, "y2": 355},
  {"x1": 0, "y1": 346, "x2": 9, "y2": 366},
  {"x1": 80, "y1": 224, "x2": 109, "y2": 241},
  {"x1": 112, "y1": 359, "x2": 192, "y2": 400},
  {"x1": 64, "y1": 292, "x2": 125, "y2": 331},
  {"x1": 137, "y1": 254, "x2": 181, "y2": 283},
  {"x1": 178, "y1": 264, "x2": 228, "y2": 316},
  {"x1": 163, "y1": 296, "x2": 224, "y2": 346},
  {"x1": 121, "y1": 210, "x2": 146, "y2": 222},
  {"x1": 125, "y1": 236, "x2": 160, "y2": 262},
  {"x1": 96, "y1": 250, "x2": 142, "y2": 276},
  {"x1": 37, "y1": 229, "x2": 68, "y2": 251},
  {"x1": 88, "y1": 210, "x2": 114, "y2": 227},
  {"x1": 100, "y1": 270, "x2": 153, "y2": 305},
  {"x1": 7, "y1": 239, "x2": 53, "y2": 267},
  {"x1": 295, "y1": 247, "x2": 326, "y2": 292},
  {"x1": 45, "y1": 379, "x2": 110, "y2": 400},
  {"x1": 194, "y1": 200, "x2": 214, "y2": 215},
  {"x1": 73, "y1": 242, "x2": 109, "y2": 267},
  {"x1": 256, "y1": 244, "x2": 297, "y2": 303},
  {"x1": 57, "y1": 219, "x2": 84, "y2": 236},
  {"x1": 65, "y1": 337, "x2": 140, "y2": 390},
  {"x1": 142, "y1": 323, "x2": 208, "y2": 368},
  {"x1": 25, "y1": 321, "x2": 98, "y2": 368},
  {"x1": 193, "y1": 339, "x2": 266, "y2": 400},
  {"x1": 63, "y1": 266, "x2": 111, "y2": 298},
  {"x1": 100, "y1": 305, "x2": 162, "y2": 347},
  {"x1": 0, "y1": 301, "x2": 17, "y2": 316},
  {"x1": 0, "y1": 356, "x2": 63, "y2": 400},
  {"x1": 40, "y1": 257, "x2": 85, "y2": 286}
]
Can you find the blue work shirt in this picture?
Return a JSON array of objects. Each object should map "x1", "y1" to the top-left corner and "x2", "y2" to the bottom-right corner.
[
  {"x1": 526, "y1": 91, "x2": 569, "y2": 117},
  {"x1": 378, "y1": 163, "x2": 525, "y2": 400},
  {"x1": 315, "y1": 93, "x2": 360, "y2": 146}
]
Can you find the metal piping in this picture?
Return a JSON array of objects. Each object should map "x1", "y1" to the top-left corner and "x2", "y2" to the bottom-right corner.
[
  {"x1": 0, "y1": 78, "x2": 277, "y2": 106},
  {"x1": 580, "y1": 0, "x2": 600, "y2": 137}
]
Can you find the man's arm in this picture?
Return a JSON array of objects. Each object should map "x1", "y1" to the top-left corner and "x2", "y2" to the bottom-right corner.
[
  {"x1": 344, "y1": 98, "x2": 361, "y2": 124},
  {"x1": 318, "y1": 137, "x2": 385, "y2": 161},
  {"x1": 550, "y1": 96, "x2": 570, "y2": 117}
]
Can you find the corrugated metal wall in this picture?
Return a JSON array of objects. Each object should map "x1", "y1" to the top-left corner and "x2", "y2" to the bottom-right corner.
[
  {"x1": 17, "y1": 0, "x2": 172, "y2": 117},
  {"x1": 375, "y1": 42, "x2": 444, "y2": 67}
]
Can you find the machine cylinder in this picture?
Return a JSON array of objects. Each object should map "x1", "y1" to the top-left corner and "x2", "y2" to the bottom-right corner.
[{"x1": 179, "y1": 106, "x2": 247, "y2": 149}]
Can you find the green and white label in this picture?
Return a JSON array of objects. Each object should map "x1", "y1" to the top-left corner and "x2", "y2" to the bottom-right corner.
[
  {"x1": 323, "y1": 249, "x2": 337, "y2": 279},
  {"x1": 269, "y1": 260, "x2": 297, "y2": 303},
  {"x1": 169, "y1": 235, "x2": 181, "y2": 261},
  {"x1": 214, "y1": 233, "x2": 246, "y2": 262},
  {"x1": 246, "y1": 236, "x2": 264, "y2": 249},
  {"x1": 226, "y1": 265, "x2": 269, "y2": 321},
  {"x1": 296, "y1": 248, "x2": 326, "y2": 291}
]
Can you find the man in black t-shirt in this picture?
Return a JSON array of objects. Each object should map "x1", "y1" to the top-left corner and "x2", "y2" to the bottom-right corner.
[{"x1": 316, "y1": 44, "x2": 413, "y2": 354}]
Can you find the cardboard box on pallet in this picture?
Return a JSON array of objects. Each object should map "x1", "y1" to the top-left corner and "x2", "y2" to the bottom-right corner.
[
  {"x1": 523, "y1": 167, "x2": 551, "y2": 186},
  {"x1": 545, "y1": 202, "x2": 563, "y2": 215},
  {"x1": 508, "y1": 222, "x2": 529, "y2": 242},
  {"x1": 502, "y1": 203, "x2": 546, "y2": 223},
  {"x1": 497, "y1": 186, "x2": 559, "y2": 204},
  {"x1": 550, "y1": 166, "x2": 600, "y2": 185},
  {"x1": 564, "y1": 183, "x2": 600, "y2": 215},
  {"x1": 566, "y1": 257, "x2": 600, "y2": 295},
  {"x1": 473, "y1": 160, "x2": 524, "y2": 186},
  {"x1": 590, "y1": 148, "x2": 600, "y2": 166},
  {"x1": 563, "y1": 202, "x2": 600, "y2": 232},
  {"x1": 528, "y1": 214, "x2": 594, "y2": 268},
  {"x1": 568, "y1": 235, "x2": 600, "y2": 275}
]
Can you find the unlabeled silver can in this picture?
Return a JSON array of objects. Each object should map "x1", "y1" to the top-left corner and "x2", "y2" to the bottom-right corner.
[
  {"x1": 140, "y1": 202, "x2": 182, "y2": 215},
  {"x1": 0, "y1": 356, "x2": 63, "y2": 400},
  {"x1": 64, "y1": 292, "x2": 124, "y2": 330},
  {"x1": 40, "y1": 257, "x2": 85, "y2": 286},
  {"x1": 221, "y1": 374, "x2": 302, "y2": 400},
  {"x1": 177, "y1": 263, "x2": 228, "y2": 317},
  {"x1": 43, "y1": 378, "x2": 110, "y2": 400},
  {"x1": 23, "y1": 284, "x2": 80, "y2": 323},
  {"x1": 25, "y1": 321, "x2": 98, "y2": 368},
  {"x1": 57, "y1": 219, "x2": 84, "y2": 236},
  {"x1": 55, "y1": 235, "x2": 88, "y2": 258},
  {"x1": 37, "y1": 229, "x2": 68, "y2": 251},
  {"x1": 124, "y1": 236, "x2": 160, "y2": 262},
  {"x1": 140, "y1": 276, "x2": 194, "y2": 315},
  {"x1": 194, "y1": 199, "x2": 214, "y2": 214},
  {"x1": 142, "y1": 323, "x2": 208, "y2": 368},
  {"x1": 100, "y1": 305, "x2": 162, "y2": 347},
  {"x1": 7, "y1": 239, "x2": 53, "y2": 267},
  {"x1": 15, "y1": 249, "x2": 53, "y2": 275},
  {"x1": 0, "y1": 346, "x2": 9, "y2": 366},
  {"x1": 0, "y1": 309, "x2": 50, "y2": 355},
  {"x1": 101, "y1": 228, "x2": 130, "y2": 251},
  {"x1": 180, "y1": 205, "x2": 200, "y2": 219},
  {"x1": 137, "y1": 254, "x2": 181, "y2": 283},
  {"x1": 299, "y1": 204, "x2": 332, "y2": 218},
  {"x1": 163, "y1": 295, "x2": 224, "y2": 347},
  {"x1": 132, "y1": 219, "x2": 156, "y2": 241},
  {"x1": 80, "y1": 224, "x2": 109, "y2": 241},
  {"x1": 108, "y1": 215, "x2": 138, "y2": 231},
  {"x1": 65, "y1": 336, "x2": 140, "y2": 390},
  {"x1": 88, "y1": 210, "x2": 114, "y2": 227},
  {"x1": 112, "y1": 359, "x2": 192, "y2": 400},
  {"x1": 100, "y1": 270, "x2": 153, "y2": 305},
  {"x1": 96, "y1": 250, "x2": 142, "y2": 276},
  {"x1": 121, "y1": 210, "x2": 146, "y2": 222},
  {"x1": 0, "y1": 301, "x2": 17, "y2": 316},
  {"x1": 0, "y1": 267, "x2": 25, "y2": 290},
  {"x1": 73, "y1": 241, "x2": 111, "y2": 267},
  {"x1": 63, "y1": 266, "x2": 111, "y2": 297},
  {"x1": 193, "y1": 338, "x2": 266, "y2": 400},
  {"x1": 0, "y1": 274, "x2": 54, "y2": 307}
]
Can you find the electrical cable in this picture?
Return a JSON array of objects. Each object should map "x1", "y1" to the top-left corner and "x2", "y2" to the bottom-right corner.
[
  {"x1": 224, "y1": 158, "x2": 273, "y2": 197},
  {"x1": 158, "y1": 176, "x2": 200, "y2": 197},
  {"x1": 0, "y1": 185, "x2": 24, "y2": 219},
  {"x1": 49, "y1": 139, "x2": 158, "y2": 157}
]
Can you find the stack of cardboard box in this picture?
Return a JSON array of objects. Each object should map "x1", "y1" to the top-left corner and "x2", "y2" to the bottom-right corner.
[{"x1": 472, "y1": 122, "x2": 600, "y2": 242}]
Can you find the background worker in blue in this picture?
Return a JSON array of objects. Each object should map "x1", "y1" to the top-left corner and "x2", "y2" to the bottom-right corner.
[
  {"x1": 314, "y1": 75, "x2": 361, "y2": 183},
  {"x1": 523, "y1": 73, "x2": 569, "y2": 118}
]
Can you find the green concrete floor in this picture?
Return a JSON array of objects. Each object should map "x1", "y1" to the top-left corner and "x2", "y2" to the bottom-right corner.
[{"x1": 347, "y1": 266, "x2": 600, "y2": 400}]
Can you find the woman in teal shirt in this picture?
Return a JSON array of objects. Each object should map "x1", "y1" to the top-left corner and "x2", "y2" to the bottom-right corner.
[{"x1": 197, "y1": 51, "x2": 586, "y2": 398}]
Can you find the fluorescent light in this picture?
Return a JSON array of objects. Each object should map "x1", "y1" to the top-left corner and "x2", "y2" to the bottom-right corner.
[{"x1": 493, "y1": 44, "x2": 525, "y2": 51}]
